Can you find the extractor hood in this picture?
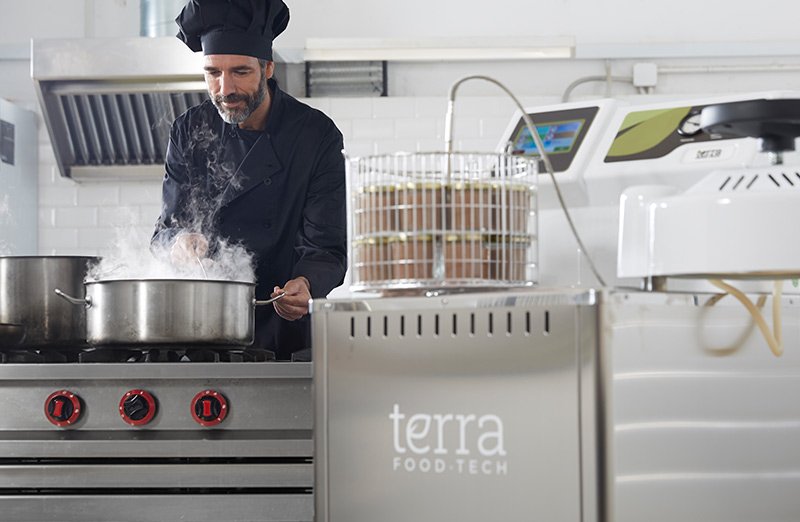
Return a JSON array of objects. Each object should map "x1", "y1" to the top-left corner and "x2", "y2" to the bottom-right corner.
[{"x1": 33, "y1": 37, "x2": 209, "y2": 181}]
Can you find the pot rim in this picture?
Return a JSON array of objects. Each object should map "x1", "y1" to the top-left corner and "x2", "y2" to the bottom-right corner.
[
  {"x1": 83, "y1": 278, "x2": 256, "y2": 285},
  {"x1": 0, "y1": 255, "x2": 100, "y2": 260}
]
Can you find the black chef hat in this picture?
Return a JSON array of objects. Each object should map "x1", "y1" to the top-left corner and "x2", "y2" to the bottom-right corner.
[{"x1": 175, "y1": 0, "x2": 290, "y2": 61}]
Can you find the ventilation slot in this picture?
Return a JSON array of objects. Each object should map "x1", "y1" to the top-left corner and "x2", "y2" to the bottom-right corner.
[
  {"x1": 782, "y1": 173, "x2": 794, "y2": 186},
  {"x1": 57, "y1": 91, "x2": 206, "y2": 167},
  {"x1": 344, "y1": 308, "x2": 553, "y2": 341},
  {"x1": 731, "y1": 175, "x2": 745, "y2": 190},
  {"x1": 768, "y1": 174, "x2": 781, "y2": 187},
  {"x1": 718, "y1": 176, "x2": 731, "y2": 191},
  {"x1": 745, "y1": 174, "x2": 759, "y2": 190}
]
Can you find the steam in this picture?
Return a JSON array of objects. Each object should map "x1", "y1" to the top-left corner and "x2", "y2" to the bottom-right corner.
[
  {"x1": 88, "y1": 117, "x2": 257, "y2": 283},
  {"x1": 87, "y1": 224, "x2": 255, "y2": 283}
]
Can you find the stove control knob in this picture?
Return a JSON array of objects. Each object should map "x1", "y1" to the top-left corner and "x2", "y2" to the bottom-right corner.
[
  {"x1": 119, "y1": 389, "x2": 157, "y2": 427},
  {"x1": 44, "y1": 390, "x2": 82, "y2": 427},
  {"x1": 191, "y1": 390, "x2": 228, "y2": 427}
]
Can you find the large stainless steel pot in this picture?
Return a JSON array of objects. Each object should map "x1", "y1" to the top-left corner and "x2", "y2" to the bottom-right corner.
[
  {"x1": 0, "y1": 256, "x2": 98, "y2": 346},
  {"x1": 56, "y1": 279, "x2": 283, "y2": 346}
]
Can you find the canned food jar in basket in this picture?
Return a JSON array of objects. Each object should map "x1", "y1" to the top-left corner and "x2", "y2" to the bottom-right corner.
[
  {"x1": 449, "y1": 182, "x2": 495, "y2": 233},
  {"x1": 496, "y1": 183, "x2": 533, "y2": 235},
  {"x1": 352, "y1": 237, "x2": 393, "y2": 285},
  {"x1": 484, "y1": 235, "x2": 532, "y2": 282},
  {"x1": 396, "y1": 182, "x2": 444, "y2": 233},
  {"x1": 444, "y1": 234, "x2": 489, "y2": 280},
  {"x1": 390, "y1": 234, "x2": 434, "y2": 281},
  {"x1": 354, "y1": 185, "x2": 396, "y2": 235},
  {"x1": 347, "y1": 152, "x2": 537, "y2": 291}
]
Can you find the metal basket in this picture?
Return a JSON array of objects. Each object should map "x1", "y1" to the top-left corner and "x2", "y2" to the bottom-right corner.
[{"x1": 348, "y1": 152, "x2": 538, "y2": 292}]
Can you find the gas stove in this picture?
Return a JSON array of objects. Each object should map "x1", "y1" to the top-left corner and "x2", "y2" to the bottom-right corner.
[{"x1": 0, "y1": 344, "x2": 313, "y2": 522}]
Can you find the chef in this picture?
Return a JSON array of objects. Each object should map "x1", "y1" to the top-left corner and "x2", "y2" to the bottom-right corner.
[{"x1": 152, "y1": 0, "x2": 347, "y2": 360}]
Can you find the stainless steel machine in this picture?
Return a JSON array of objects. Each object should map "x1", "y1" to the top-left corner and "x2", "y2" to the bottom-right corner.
[
  {"x1": 313, "y1": 289, "x2": 800, "y2": 522},
  {"x1": 313, "y1": 90, "x2": 800, "y2": 522}
]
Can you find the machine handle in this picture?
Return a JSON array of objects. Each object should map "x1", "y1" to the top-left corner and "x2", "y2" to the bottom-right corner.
[{"x1": 54, "y1": 289, "x2": 92, "y2": 308}]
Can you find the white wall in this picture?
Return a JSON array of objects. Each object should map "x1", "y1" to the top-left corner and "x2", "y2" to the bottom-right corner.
[
  {"x1": 0, "y1": 0, "x2": 799, "y2": 258},
  {"x1": 283, "y1": 0, "x2": 800, "y2": 50}
]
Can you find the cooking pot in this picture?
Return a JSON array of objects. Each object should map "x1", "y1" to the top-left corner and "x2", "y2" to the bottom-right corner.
[
  {"x1": 55, "y1": 279, "x2": 284, "y2": 346},
  {"x1": 0, "y1": 256, "x2": 98, "y2": 346}
]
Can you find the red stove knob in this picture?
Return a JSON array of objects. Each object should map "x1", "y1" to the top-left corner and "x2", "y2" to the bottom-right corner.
[
  {"x1": 44, "y1": 390, "x2": 82, "y2": 427},
  {"x1": 119, "y1": 389, "x2": 157, "y2": 426},
  {"x1": 191, "y1": 390, "x2": 228, "y2": 427}
]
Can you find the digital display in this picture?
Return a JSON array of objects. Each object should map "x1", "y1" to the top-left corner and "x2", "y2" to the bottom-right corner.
[{"x1": 510, "y1": 119, "x2": 584, "y2": 156}]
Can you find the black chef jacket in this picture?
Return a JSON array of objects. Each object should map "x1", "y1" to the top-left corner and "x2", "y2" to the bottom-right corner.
[{"x1": 153, "y1": 79, "x2": 347, "y2": 360}]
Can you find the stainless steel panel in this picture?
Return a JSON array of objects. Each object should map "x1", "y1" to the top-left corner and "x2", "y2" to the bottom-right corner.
[
  {"x1": 148, "y1": 94, "x2": 172, "y2": 156},
  {"x1": 171, "y1": 93, "x2": 188, "y2": 120},
  {"x1": 32, "y1": 38, "x2": 212, "y2": 179},
  {"x1": 118, "y1": 93, "x2": 144, "y2": 164},
  {"x1": 53, "y1": 95, "x2": 76, "y2": 164},
  {"x1": 0, "y1": 362, "x2": 312, "y2": 458},
  {"x1": 31, "y1": 37, "x2": 204, "y2": 80},
  {"x1": 314, "y1": 289, "x2": 598, "y2": 522},
  {"x1": 91, "y1": 94, "x2": 115, "y2": 163},
  {"x1": 78, "y1": 95, "x2": 102, "y2": 164},
  {"x1": 104, "y1": 94, "x2": 129, "y2": 162},
  {"x1": 132, "y1": 93, "x2": 157, "y2": 163},
  {"x1": 0, "y1": 463, "x2": 312, "y2": 488},
  {"x1": 0, "y1": 494, "x2": 312, "y2": 522},
  {"x1": 64, "y1": 95, "x2": 89, "y2": 165},
  {"x1": 600, "y1": 290, "x2": 800, "y2": 522},
  {"x1": 0, "y1": 437, "x2": 312, "y2": 459}
]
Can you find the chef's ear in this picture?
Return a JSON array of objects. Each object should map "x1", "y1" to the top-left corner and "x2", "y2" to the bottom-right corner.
[{"x1": 264, "y1": 61, "x2": 275, "y2": 80}]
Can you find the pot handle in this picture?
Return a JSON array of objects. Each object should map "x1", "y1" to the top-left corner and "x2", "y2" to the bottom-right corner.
[
  {"x1": 254, "y1": 292, "x2": 286, "y2": 306},
  {"x1": 54, "y1": 288, "x2": 92, "y2": 308}
]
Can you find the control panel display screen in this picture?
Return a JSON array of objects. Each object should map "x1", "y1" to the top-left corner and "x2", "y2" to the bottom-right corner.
[
  {"x1": 500, "y1": 106, "x2": 599, "y2": 173},
  {"x1": 510, "y1": 119, "x2": 585, "y2": 156}
]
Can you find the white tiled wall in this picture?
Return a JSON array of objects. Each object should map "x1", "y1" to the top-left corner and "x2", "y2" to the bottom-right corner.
[{"x1": 39, "y1": 94, "x2": 546, "y2": 256}]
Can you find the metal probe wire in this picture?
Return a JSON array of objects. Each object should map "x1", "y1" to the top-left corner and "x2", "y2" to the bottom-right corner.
[{"x1": 444, "y1": 74, "x2": 607, "y2": 287}]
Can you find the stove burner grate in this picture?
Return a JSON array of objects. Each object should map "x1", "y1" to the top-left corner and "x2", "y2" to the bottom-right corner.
[{"x1": 0, "y1": 346, "x2": 277, "y2": 363}]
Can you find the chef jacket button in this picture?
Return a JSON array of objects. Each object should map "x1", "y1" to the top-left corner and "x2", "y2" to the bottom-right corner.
[
  {"x1": 264, "y1": 178, "x2": 272, "y2": 186},
  {"x1": 263, "y1": 221, "x2": 272, "y2": 229}
]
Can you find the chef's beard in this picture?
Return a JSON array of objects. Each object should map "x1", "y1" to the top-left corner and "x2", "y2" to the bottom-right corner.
[{"x1": 210, "y1": 73, "x2": 268, "y2": 124}]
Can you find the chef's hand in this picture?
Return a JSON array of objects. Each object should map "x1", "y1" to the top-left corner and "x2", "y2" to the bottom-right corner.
[
  {"x1": 170, "y1": 232, "x2": 209, "y2": 266},
  {"x1": 272, "y1": 277, "x2": 311, "y2": 321}
]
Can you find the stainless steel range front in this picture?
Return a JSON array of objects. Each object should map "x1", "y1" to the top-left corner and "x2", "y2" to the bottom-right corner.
[{"x1": 0, "y1": 348, "x2": 312, "y2": 522}]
